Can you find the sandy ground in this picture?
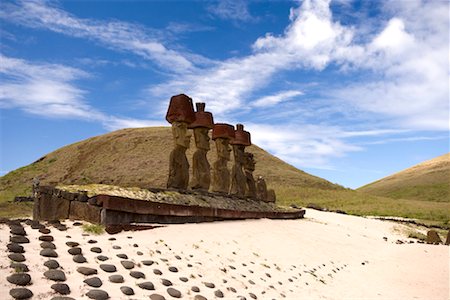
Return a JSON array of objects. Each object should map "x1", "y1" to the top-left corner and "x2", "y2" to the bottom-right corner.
[{"x1": 1, "y1": 209, "x2": 448, "y2": 300}]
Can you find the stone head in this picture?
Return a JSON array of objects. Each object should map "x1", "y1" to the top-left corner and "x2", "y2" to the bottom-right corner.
[
  {"x1": 194, "y1": 127, "x2": 210, "y2": 151},
  {"x1": 172, "y1": 121, "x2": 191, "y2": 148},
  {"x1": 215, "y1": 137, "x2": 231, "y2": 161}
]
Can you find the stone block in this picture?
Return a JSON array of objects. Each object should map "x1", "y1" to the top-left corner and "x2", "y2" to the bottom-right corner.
[{"x1": 69, "y1": 201, "x2": 101, "y2": 224}]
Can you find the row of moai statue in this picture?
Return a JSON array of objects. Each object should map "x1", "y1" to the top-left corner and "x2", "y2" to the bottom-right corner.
[{"x1": 166, "y1": 94, "x2": 275, "y2": 203}]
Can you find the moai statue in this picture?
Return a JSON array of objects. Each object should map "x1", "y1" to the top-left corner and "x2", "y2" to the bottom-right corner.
[
  {"x1": 267, "y1": 189, "x2": 276, "y2": 203},
  {"x1": 188, "y1": 103, "x2": 214, "y2": 191},
  {"x1": 32, "y1": 177, "x2": 40, "y2": 198},
  {"x1": 256, "y1": 176, "x2": 268, "y2": 202},
  {"x1": 243, "y1": 152, "x2": 256, "y2": 199},
  {"x1": 229, "y1": 124, "x2": 251, "y2": 197},
  {"x1": 211, "y1": 123, "x2": 235, "y2": 193},
  {"x1": 166, "y1": 94, "x2": 196, "y2": 190}
]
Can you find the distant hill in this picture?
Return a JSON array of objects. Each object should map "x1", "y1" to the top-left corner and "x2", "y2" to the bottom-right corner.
[
  {"x1": 2, "y1": 127, "x2": 449, "y2": 227},
  {"x1": 0, "y1": 127, "x2": 342, "y2": 201},
  {"x1": 358, "y1": 153, "x2": 450, "y2": 202}
]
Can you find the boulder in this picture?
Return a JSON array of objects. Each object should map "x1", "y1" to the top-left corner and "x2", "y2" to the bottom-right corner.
[{"x1": 426, "y1": 230, "x2": 442, "y2": 244}]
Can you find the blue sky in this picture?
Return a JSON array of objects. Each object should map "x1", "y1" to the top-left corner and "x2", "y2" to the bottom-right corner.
[{"x1": 0, "y1": 0, "x2": 448, "y2": 189}]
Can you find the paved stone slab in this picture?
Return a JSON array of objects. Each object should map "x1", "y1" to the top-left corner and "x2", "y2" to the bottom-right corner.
[
  {"x1": 51, "y1": 283, "x2": 71, "y2": 295},
  {"x1": 167, "y1": 288, "x2": 182, "y2": 298},
  {"x1": 99, "y1": 264, "x2": 116, "y2": 272},
  {"x1": 44, "y1": 270, "x2": 66, "y2": 281},
  {"x1": 10, "y1": 236, "x2": 30, "y2": 244},
  {"x1": 137, "y1": 281, "x2": 155, "y2": 290},
  {"x1": 10, "y1": 263, "x2": 29, "y2": 273},
  {"x1": 40, "y1": 248, "x2": 58, "y2": 257},
  {"x1": 120, "y1": 286, "x2": 134, "y2": 296},
  {"x1": 8, "y1": 253, "x2": 26, "y2": 262},
  {"x1": 7, "y1": 273, "x2": 32, "y2": 286},
  {"x1": 77, "y1": 267, "x2": 98, "y2": 276},
  {"x1": 9, "y1": 288, "x2": 33, "y2": 299},
  {"x1": 86, "y1": 289, "x2": 109, "y2": 300},
  {"x1": 84, "y1": 277, "x2": 103, "y2": 288},
  {"x1": 109, "y1": 275, "x2": 124, "y2": 283},
  {"x1": 44, "y1": 260, "x2": 60, "y2": 269}
]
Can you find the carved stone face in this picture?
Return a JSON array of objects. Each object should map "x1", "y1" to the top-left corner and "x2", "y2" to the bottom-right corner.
[
  {"x1": 244, "y1": 152, "x2": 255, "y2": 171},
  {"x1": 232, "y1": 144, "x2": 245, "y2": 164},
  {"x1": 215, "y1": 138, "x2": 231, "y2": 161},
  {"x1": 194, "y1": 127, "x2": 210, "y2": 151},
  {"x1": 172, "y1": 121, "x2": 191, "y2": 148}
]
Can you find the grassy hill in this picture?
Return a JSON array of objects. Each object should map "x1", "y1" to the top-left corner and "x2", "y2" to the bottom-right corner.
[
  {"x1": 1, "y1": 127, "x2": 449, "y2": 227},
  {"x1": 358, "y1": 153, "x2": 450, "y2": 202}
]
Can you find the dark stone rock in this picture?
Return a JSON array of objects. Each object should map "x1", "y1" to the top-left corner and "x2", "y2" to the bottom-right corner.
[
  {"x1": 137, "y1": 251, "x2": 143, "y2": 255},
  {"x1": 68, "y1": 247, "x2": 82, "y2": 255},
  {"x1": 99, "y1": 264, "x2": 116, "y2": 272},
  {"x1": 161, "y1": 278, "x2": 172, "y2": 286},
  {"x1": 109, "y1": 275, "x2": 124, "y2": 283},
  {"x1": 116, "y1": 253, "x2": 128, "y2": 259},
  {"x1": 51, "y1": 283, "x2": 70, "y2": 295},
  {"x1": 7, "y1": 243, "x2": 24, "y2": 253},
  {"x1": 44, "y1": 260, "x2": 60, "y2": 269},
  {"x1": 120, "y1": 260, "x2": 134, "y2": 269},
  {"x1": 73, "y1": 221, "x2": 83, "y2": 226},
  {"x1": 228, "y1": 287, "x2": 236, "y2": 293},
  {"x1": 10, "y1": 263, "x2": 29, "y2": 272},
  {"x1": 133, "y1": 243, "x2": 138, "y2": 247},
  {"x1": 39, "y1": 235, "x2": 54, "y2": 242},
  {"x1": 153, "y1": 269, "x2": 162, "y2": 275},
  {"x1": 214, "y1": 290, "x2": 224, "y2": 298},
  {"x1": 112, "y1": 245, "x2": 121, "y2": 250},
  {"x1": 426, "y1": 230, "x2": 443, "y2": 244},
  {"x1": 142, "y1": 260, "x2": 154, "y2": 266},
  {"x1": 179, "y1": 277, "x2": 188, "y2": 282},
  {"x1": 40, "y1": 248, "x2": 58, "y2": 257},
  {"x1": 130, "y1": 271, "x2": 145, "y2": 279},
  {"x1": 446, "y1": 231, "x2": 450, "y2": 245},
  {"x1": 249, "y1": 293, "x2": 257, "y2": 299},
  {"x1": 44, "y1": 270, "x2": 66, "y2": 281},
  {"x1": 84, "y1": 277, "x2": 102, "y2": 288},
  {"x1": 120, "y1": 286, "x2": 134, "y2": 296},
  {"x1": 108, "y1": 237, "x2": 116, "y2": 241},
  {"x1": 90, "y1": 247, "x2": 102, "y2": 253},
  {"x1": 77, "y1": 267, "x2": 98, "y2": 276},
  {"x1": 55, "y1": 225, "x2": 67, "y2": 231},
  {"x1": 39, "y1": 228, "x2": 51, "y2": 234},
  {"x1": 191, "y1": 286, "x2": 200, "y2": 292},
  {"x1": 248, "y1": 280, "x2": 255, "y2": 285},
  {"x1": 50, "y1": 297, "x2": 75, "y2": 300},
  {"x1": 9, "y1": 288, "x2": 33, "y2": 299},
  {"x1": 10, "y1": 226, "x2": 26, "y2": 236},
  {"x1": 8, "y1": 253, "x2": 26, "y2": 262},
  {"x1": 73, "y1": 255, "x2": 87, "y2": 263},
  {"x1": 10, "y1": 236, "x2": 30, "y2": 244},
  {"x1": 66, "y1": 241, "x2": 79, "y2": 247},
  {"x1": 86, "y1": 289, "x2": 109, "y2": 300},
  {"x1": 31, "y1": 222, "x2": 44, "y2": 230},
  {"x1": 150, "y1": 294, "x2": 166, "y2": 300},
  {"x1": 174, "y1": 255, "x2": 182, "y2": 260},
  {"x1": 137, "y1": 281, "x2": 155, "y2": 290},
  {"x1": 168, "y1": 266, "x2": 178, "y2": 273},
  {"x1": 194, "y1": 295, "x2": 207, "y2": 300},
  {"x1": 88, "y1": 239, "x2": 97, "y2": 244},
  {"x1": 40, "y1": 241, "x2": 56, "y2": 249},
  {"x1": 167, "y1": 288, "x2": 182, "y2": 298},
  {"x1": 204, "y1": 282, "x2": 215, "y2": 288},
  {"x1": 96, "y1": 255, "x2": 109, "y2": 261},
  {"x1": 7, "y1": 273, "x2": 31, "y2": 286}
]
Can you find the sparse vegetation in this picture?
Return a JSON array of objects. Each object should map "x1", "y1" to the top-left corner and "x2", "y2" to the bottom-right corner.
[
  {"x1": 407, "y1": 231, "x2": 427, "y2": 241},
  {"x1": 0, "y1": 127, "x2": 448, "y2": 227},
  {"x1": 82, "y1": 223, "x2": 105, "y2": 235}
]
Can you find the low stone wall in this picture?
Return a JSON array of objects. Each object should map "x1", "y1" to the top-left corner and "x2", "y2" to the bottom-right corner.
[
  {"x1": 33, "y1": 186, "x2": 305, "y2": 226},
  {"x1": 34, "y1": 186, "x2": 101, "y2": 223}
]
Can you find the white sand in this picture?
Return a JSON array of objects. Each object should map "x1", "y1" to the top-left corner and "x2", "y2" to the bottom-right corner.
[{"x1": 1, "y1": 209, "x2": 448, "y2": 300}]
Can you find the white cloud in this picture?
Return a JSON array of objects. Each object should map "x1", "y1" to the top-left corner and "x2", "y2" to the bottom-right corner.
[
  {"x1": 252, "y1": 90, "x2": 303, "y2": 107},
  {"x1": 0, "y1": 54, "x2": 157, "y2": 130},
  {"x1": 0, "y1": 0, "x2": 203, "y2": 72},
  {"x1": 247, "y1": 122, "x2": 362, "y2": 169},
  {"x1": 207, "y1": 0, "x2": 254, "y2": 22}
]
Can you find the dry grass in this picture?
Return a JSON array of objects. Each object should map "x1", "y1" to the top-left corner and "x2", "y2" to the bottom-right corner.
[{"x1": 358, "y1": 153, "x2": 449, "y2": 202}]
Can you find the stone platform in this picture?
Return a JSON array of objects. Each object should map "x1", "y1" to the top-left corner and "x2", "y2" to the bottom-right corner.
[{"x1": 33, "y1": 185, "x2": 305, "y2": 227}]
